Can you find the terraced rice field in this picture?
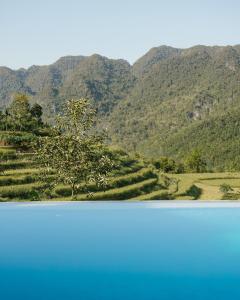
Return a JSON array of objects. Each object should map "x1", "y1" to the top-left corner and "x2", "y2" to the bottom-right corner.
[
  {"x1": 0, "y1": 146, "x2": 166, "y2": 201},
  {"x1": 2, "y1": 145, "x2": 240, "y2": 201}
]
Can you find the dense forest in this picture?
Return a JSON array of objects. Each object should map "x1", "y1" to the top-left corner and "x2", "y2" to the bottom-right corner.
[{"x1": 1, "y1": 45, "x2": 240, "y2": 170}]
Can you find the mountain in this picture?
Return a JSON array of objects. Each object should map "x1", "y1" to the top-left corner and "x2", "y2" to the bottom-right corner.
[
  {"x1": 107, "y1": 45, "x2": 240, "y2": 170},
  {"x1": 1, "y1": 45, "x2": 240, "y2": 170},
  {"x1": 0, "y1": 54, "x2": 135, "y2": 120},
  {"x1": 132, "y1": 45, "x2": 182, "y2": 77}
]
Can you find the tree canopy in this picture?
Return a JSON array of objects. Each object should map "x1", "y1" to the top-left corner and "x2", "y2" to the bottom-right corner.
[
  {"x1": 0, "y1": 93, "x2": 43, "y2": 132},
  {"x1": 35, "y1": 98, "x2": 114, "y2": 198}
]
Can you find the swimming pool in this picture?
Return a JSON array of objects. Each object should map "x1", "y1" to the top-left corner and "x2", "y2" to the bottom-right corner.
[{"x1": 0, "y1": 201, "x2": 240, "y2": 299}]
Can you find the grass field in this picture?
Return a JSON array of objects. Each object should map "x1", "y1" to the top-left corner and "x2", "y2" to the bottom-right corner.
[{"x1": 167, "y1": 173, "x2": 240, "y2": 200}]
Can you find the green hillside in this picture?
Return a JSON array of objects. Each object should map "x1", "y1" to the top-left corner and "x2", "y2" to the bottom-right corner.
[
  {"x1": 0, "y1": 145, "x2": 171, "y2": 201},
  {"x1": 108, "y1": 45, "x2": 240, "y2": 168},
  {"x1": 2, "y1": 145, "x2": 240, "y2": 201},
  {"x1": 1, "y1": 45, "x2": 240, "y2": 169},
  {"x1": 162, "y1": 108, "x2": 240, "y2": 171},
  {"x1": 0, "y1": 55, "x2": 135, "y2": 120}
]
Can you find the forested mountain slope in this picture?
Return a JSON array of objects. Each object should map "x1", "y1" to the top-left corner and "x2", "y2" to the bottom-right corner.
[
  {"x1": 0, "y1": 55, "x2": 135, "y2": 120},
  {"x1": 108, "y1": 45, "x2": 240, "y2": 169},
  {"x1": 1, "y1": 45, "x2": 240, "y2": 169}
]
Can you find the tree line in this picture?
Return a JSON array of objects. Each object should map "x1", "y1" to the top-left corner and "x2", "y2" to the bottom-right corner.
[{"x1": 0, "y1": 93, "x2": 43, "y2": 132}]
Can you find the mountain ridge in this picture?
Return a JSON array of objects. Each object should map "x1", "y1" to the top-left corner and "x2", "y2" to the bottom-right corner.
[{"x1": 1, "y1": 44, "x2": 240, "y2": 169}]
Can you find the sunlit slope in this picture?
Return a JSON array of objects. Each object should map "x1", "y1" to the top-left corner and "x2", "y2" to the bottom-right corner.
[
  {"x1": 168, "y1": 173, "x2": 240, "y2": 200},
  {"x1": 0, "y1": 146, "x2": 166, "y2": 201}
]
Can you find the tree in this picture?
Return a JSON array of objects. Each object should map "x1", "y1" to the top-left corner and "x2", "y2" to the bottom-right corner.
[
  {"x1": 153, "y1": 156, "x2": 185, "y2": 173},
  {"x1": 185, "y1": 149, "x2": 206, "y2": 173},
  {"x1": 219, "y1": 183, "x2": 233, "y2": 194},
  {"x1": 1, "y1": 94, "x2": 44, "y2": 132},
  {"x1": 35, "y1": 98, "x2": 113, "y2": 199},
  {"x1": 8, "y1": 94, "x2": 32, "y2": 131},
  {"x1": 30, "y1": 103, "x2": 43, "y2": 124}
]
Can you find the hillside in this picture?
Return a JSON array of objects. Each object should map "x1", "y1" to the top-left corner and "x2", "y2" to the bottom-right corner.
[
  {"x1": 1, "y1": 45, "x2": 240, "y2": 169},
  {"x1": 0, "y1": 144, "x2": 171, "y2": 201},
  {"x1": 108, "y1": 45, "x2": 240, "y2": 169},
  {"x1": 2, "y1": 144, "x2": 240, "y2": 201},
  {"x1": 0, "y1": 55, "x2": 135, "y2": 120}
]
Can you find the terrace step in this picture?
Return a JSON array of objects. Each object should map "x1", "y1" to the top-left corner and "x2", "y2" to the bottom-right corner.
[
  {"x1": 53, "y1": 178, "x2": 158, "y2": 201},
  {"x1": 54, "y1": 167, "x2": 156, "y2": 197}
]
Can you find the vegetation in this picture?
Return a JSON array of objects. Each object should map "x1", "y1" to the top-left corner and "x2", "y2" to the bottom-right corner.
[
  {"x1": 2, "y1": 45, "x2": 240, "y2": 170},
  {"x1": 219, "y1": 183, "x2": 233, "y2": 194},
  {"x1": 108, "y1": 45, "x2": 240, "y2": 171},
  {"x1": 0, "y1": 97, "x2": 167, "y2": 201},
  {"x1": 2, "y1": 45, "x2": 240, "y2": 200},
  {"x1": 152, "y1": 156, "x2": 184, "y2": 173},
  {"x1": 35, "y1": 99, "x2": 113, "y2": 198},
  {"x1": 0, "y1": 93, "x2": 43, "y2": 132},
  {"x1": 167, "y1": 173, "x2": 240, "y2": 200},
  {"x1": 0, "y1": 144, "x2": 165, "y2": 201},
  {"x1": 1, "y1": 137, "x2": 240, "y2": 200},
  {"x1": 184, "y1": 149, "x2": 206, "y2": 173}
]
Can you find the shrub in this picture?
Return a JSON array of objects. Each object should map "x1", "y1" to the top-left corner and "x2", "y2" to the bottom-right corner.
[{"x1": 219, "y1": 183, "x2": 233, "y2": 194}]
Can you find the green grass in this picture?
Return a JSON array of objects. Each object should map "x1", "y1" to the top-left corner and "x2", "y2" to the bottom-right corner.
[
  {"x1": 0, "y1": 146, "x2": 16, "y2": 151},
  {"x1": 0, "y1": 182, "x2": 42, "y2": 199},
  {"x1": 0, "y1": 139, "x2": 162, "y2": 202},
  {"x1": 167, "y1": 172, "x2": 240, "y2": 200},
  {"x1": 200, "y1": 178, "x2": 240, "y2": 187},
  {"x1": 0, "y1": 171, "x2": 42, "y2": 186},
  {"x1": 0, "y1": 147, "x2": 17, "y2": 160},
  {"x1": 2, "y1": 143, "x2": 240, "y2": 201},
  {"x1": 53, "y1": 178, "x2": 158, "y2": 201},
  {"x1": 0, "y1": 156, "x2": 158, "y2": 201},
  {"x1": 54, "y1": 167, "x2": 156, "y2": 197},
  {"x1": 3, "y1": 168, "x2": 42, "y2": 176},
  {"x1": 129, "y1": 189, "x2": 172, "y2": 200},
  {"x1": 222, "y1": 193, "x2": 240, "y2": 200},
  {"x1": 0, "y1": 159, "x2": 35, "y2": 170}
]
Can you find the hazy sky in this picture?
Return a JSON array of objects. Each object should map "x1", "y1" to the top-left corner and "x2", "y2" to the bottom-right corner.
[{"x1": 1, "y1": 0, "x2": 240, "y2": 69}]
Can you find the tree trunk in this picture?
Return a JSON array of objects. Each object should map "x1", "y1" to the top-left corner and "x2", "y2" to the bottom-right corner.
[{"x1": 71, "y1": 183, "x2": 75, "y2": 199}]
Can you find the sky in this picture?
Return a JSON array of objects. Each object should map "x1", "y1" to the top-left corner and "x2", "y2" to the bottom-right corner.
[{"x1": 1, "y1": 0, "x2": 240, "y2": 69}]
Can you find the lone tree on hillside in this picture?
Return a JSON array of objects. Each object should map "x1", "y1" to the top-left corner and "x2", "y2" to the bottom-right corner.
[
  {"x1": 35, "y1": 98, "x2": 113, "y2": 199},
  {"x1": 185, "y1": 149, "x2": 207, "y2": 173},
  {"x1": 8, "y1": 93, "x2": 32, "y2": 131}
]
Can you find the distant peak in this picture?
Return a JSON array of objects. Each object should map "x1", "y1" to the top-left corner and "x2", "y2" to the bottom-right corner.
[{"x1": 54, "y1": 55, "x2": 85, "y2": 65}]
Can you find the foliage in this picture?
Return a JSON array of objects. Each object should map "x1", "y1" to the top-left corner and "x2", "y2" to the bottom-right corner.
[
  {"x1": 0, "y1": 94, "x2": 43, "y2": 132},
  {"x1": 219, "y1": 183, "x2": 233, "y2": 194},
  {"x1": 54, "y1": 178, "x2": 158, "y2": 201},
  {"x1": 0, "y1": 131, "x2": 37, "y2": 149},
  {"x1": 0, "y1": 55, "x2": 135, "y2": 119},
  {"x1": 107, "y1": 45, "x2": 240, "y2": 171},
  {"x1": 54, "y1": 167, "x2": 156, "y2": 197},
  {"x1": 162, "y1": 109, "x2": 240, "y2": 171},
  {"x1": 153, "y1": 156, "x2": 184, "y2": 173},
  {"x1": 35, "y1": 99, "x2": 114, "y2": 198},
  {"x1": 184, "y1": 149, "x2": 206, "y2": 173},
  {"x1": 2, "y1": 46, "x2": 240, "y2": 170}
]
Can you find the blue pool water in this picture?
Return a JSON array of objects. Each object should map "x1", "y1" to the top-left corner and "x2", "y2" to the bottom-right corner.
[{"x1": 1, "y1": 201, "x2": 240, "y2": 300}]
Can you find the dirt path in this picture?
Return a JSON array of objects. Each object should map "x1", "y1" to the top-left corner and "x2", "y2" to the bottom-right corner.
[{"x1": 195, "y1": 182, "x2": 223, "y2": 200}]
